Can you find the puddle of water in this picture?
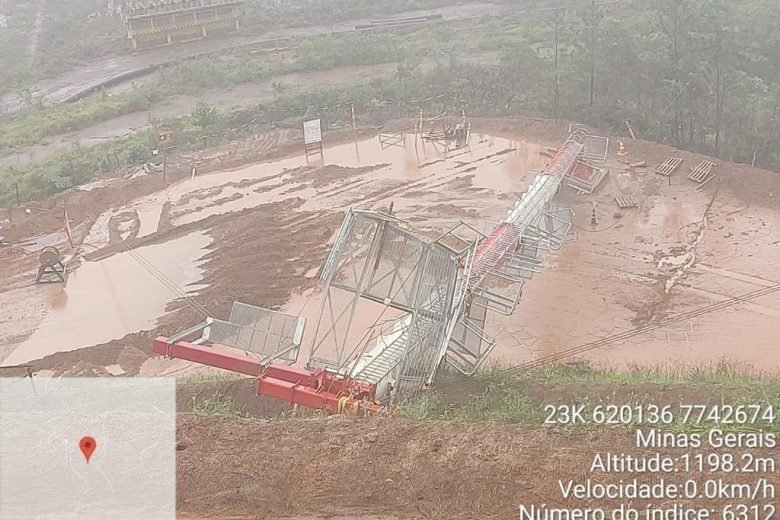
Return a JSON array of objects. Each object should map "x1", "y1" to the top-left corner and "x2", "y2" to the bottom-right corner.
[
  {"x1": 85, "y1": 133, "x2": 548, "y2": 247},
  {"x1": 639, "y1": 196, "x2": 701, "y2": 236},
  {"x1": 1, "y1": 231, "x2": 211, "y2": 366},
  {"x1": 83, "y1": 196, "x2": 166, "y2": 250},
  {"x1": 136, "y1": 198, "x2": 165, "y2": 238},
  {"x1": 17, "y1": 231, "x2": 68, "y2": 253},
  {"x1": 172, "y1": 179, "x2": 316, "y2": 226}
]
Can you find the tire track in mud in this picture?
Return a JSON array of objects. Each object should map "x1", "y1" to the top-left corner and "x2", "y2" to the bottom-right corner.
[{"x1": 340, "y1": 161, "x2": 480, "y2": 210}]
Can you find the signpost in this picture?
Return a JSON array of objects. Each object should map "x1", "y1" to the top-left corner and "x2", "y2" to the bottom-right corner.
[
  {"x1": 157, "y1": 129, "x2": 176, "y2": 181},
  {"x1": 303, "y1": 118, "x2": 323, "y2": 160}
]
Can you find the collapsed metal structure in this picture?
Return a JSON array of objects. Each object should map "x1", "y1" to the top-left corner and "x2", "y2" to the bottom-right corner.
[{"x1": 154, "y1": 129, "x2": 607, "y2": 413}]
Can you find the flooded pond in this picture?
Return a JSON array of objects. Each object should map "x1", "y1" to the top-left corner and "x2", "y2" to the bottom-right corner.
[
  {"x1": 83, "y1": 133, "x2": 548, "y2": 250},
  {"x1": 1, "y1": 231, "x2": 210, "y2": 365}
]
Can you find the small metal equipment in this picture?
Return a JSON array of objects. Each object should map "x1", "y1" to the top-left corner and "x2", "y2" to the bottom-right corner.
[{"x1": 36, "y1": 246, "x2": 67, "y2": 283}]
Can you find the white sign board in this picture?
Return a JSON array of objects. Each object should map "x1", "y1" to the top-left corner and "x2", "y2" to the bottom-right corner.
[{"x1": 303, "y1": 119, "x2": 322, "y2": 145}]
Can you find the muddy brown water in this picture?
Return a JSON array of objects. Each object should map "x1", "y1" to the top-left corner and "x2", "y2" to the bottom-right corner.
[
  {"x1": 4, "y1": 129, "x2": 780, "y2": 372},
  {"x1": 2, "y1": 132, "x2": 545, "y2": 368},
  {"x1": 1, "y1": 231, "x2": 210, "y2": 365},
  {"x1": 83, "y1": 134, "x2": 546, "y2": 250}
]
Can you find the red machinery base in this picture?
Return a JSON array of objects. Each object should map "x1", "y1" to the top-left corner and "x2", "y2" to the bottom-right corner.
[{"x1": 153, "y1": 337, "x2": 382, "y2": 415}]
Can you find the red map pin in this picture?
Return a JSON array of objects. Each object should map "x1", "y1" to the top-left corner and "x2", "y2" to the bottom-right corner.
[{"x1": 79, "y1": 436, "x2": 97, "y2": 463}]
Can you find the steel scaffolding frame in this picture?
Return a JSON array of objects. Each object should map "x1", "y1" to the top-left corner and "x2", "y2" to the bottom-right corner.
[
  {"x1": 158, "y1": 301, "x2": 305, "y2": 365},
  {"x1": 308, "y1": 209, "x2": 464, "y2": 400},
  {"x1": 440, "y1": 131, "x2": 586, "y2": 375},
  {"x1": 153, "y1": 129, "x2": 599, "y2": 412}
]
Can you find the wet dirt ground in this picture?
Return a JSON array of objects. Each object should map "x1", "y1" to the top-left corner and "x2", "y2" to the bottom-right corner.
[
  {"x1": 1, "y1": 117, "x2": 779, "y2": 376},
  {"x1": 1, "y1": 127, "x2": 547, "y2": 370},
  {"x1": 491, "y1": 145, "x2": 780, "y2": 371},
  {"x1": 174, "y1": 413, "x2": 776, "y2": 520}
]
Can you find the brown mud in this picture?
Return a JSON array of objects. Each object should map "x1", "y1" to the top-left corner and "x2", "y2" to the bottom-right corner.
[
  {"x1": 1, "y1": 117, "x2": 779, "y2": 376},
  {"x1": 175, "y1": 413, "x2": 775, "y2": 520}
]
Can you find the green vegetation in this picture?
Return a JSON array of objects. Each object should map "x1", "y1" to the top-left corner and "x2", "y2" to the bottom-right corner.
[
  {"x1": 477, "y1": 360, "x2": 780, "y2": 387},
  {"x1": 2, "y1": 0, "x2": 779, "y2": 204},
  {"x1": 178, "y1": 371, "x2": 244, "y2": 385},
  {"x1": 0, "y1": 0, "x2": 462, "y2": 98},
  {"x1": 0, "y1": 131, "x2": 155, "y2": 203},
  {"x1": 0, "y1": 89, "x2": 160, "y2": 151},
  {"x1": 0, "y1": 79, "x2": 396, "y2": 204},
  {"x1": 396, "y1": 364, "x2": 780, "y2": 431},
  {"x1": 397, "y1": 386, "x2": 542, "y2": 424},
  {"x1": 0, "y1": 29, "x2": 418, "y2": 154},
  {"x1": 191, "y1": 392, "x2": 249, "y2": 418}
]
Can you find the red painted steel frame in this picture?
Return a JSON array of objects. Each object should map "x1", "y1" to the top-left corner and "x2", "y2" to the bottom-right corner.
[
  {"x1": 471, "y1": 140, "x2": 580, "y2": 268},
  {"x1": 153, "y1": 337, "x2": 382, "y2": 415}
]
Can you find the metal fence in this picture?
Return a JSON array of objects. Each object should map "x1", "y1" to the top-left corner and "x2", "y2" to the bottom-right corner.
[{"x1": 206, "y1": 302, "x2": 303, "y2": 363}]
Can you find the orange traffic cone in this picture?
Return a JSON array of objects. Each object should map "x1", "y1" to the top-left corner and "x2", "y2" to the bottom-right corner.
[{"x1": 617, "y1": 140, "x2": 628, "y2": 157}]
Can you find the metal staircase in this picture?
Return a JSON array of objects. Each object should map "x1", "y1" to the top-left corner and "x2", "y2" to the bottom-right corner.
[
  {"x1": 351, "y1": 311, "x2": 438, "y2": 384},
  {"x1": 350, "y1": 280, "x2": 447, "y2": 386},
  {"x1": 351, "y1": 325, "x2": 410, "y2": 384}
]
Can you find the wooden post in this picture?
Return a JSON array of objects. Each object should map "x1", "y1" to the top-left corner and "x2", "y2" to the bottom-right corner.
[
  {"x1": 625, "y1": 120, "x2": 637, "y2": 140},
  {"x1": 63, "y1": 204, "x2": 73, "y2": 248},
  {"x1": 351, "y1": 103, "x2": 356, "y2": 129}
]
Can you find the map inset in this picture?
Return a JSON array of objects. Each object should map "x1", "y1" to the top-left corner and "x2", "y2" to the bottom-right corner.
[{"x1": 0, "y1": 377, "x2": 176, "y2": 519}]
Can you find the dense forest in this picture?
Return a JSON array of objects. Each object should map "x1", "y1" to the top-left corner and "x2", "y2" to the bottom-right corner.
[{"x1": 403, "y1": 0, "x2": 779, "y2": 170}]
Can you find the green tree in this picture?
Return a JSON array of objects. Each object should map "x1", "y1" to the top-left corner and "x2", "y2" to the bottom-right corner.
[{"x1": 191, "y1": 102, "x2": 218, "y2": 133}]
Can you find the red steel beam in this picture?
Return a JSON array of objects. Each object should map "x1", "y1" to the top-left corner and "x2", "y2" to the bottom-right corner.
[
  {"x1": 153, "y1": 336, "x2": 261, "y2": 376},
  {"x1": 153, "y1": 336, "x2": 381, "y2": 414},
  {"x1": 258, "y1": 377, "x2": 382, "y2": 415}
]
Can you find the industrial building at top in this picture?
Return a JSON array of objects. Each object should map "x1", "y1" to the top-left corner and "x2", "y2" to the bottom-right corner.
[{"x1": 121, "y1": 0, "x2": 244, "y2": 49}]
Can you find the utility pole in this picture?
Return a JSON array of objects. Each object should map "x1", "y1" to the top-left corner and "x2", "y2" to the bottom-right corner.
[
  {"x1": 714, "y1": 28, "x2": 724, "y2": 158},
  {"x1": 553, "y1": 8, "x2": 563, "y2": 122},
  {"x1": 586, "y1": 0, "x2": 602, "y2": 108}
]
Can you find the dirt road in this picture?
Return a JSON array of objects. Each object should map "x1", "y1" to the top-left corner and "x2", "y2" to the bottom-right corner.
[
  {"x1": 0, "y1": 53, "x2": 498, "y2": 170},
  {"x1": 0, "y1": 2, "x2": 510, "y2": 114}
]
